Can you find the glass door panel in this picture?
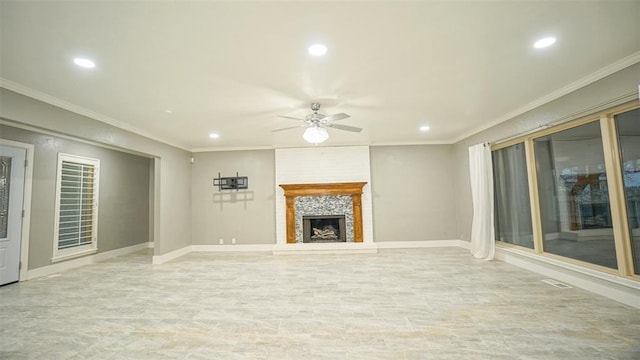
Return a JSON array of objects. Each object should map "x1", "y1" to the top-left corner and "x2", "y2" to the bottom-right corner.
[
  {"x1": 492, "y1": 143, "x2": 533, "y2": 248},
  {"x1": 615, "y1": 108, "x2": 640, "y2": 275},
  {"x1": 534, "y1": 121, "x2": 617, "y2": 269}
]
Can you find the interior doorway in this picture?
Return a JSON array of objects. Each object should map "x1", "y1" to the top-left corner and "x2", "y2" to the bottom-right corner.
[{"x1": 0, "y1": 143, "x2": 27, "y2": 285}]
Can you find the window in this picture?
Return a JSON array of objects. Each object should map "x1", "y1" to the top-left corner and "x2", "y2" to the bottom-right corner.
[
  {"x1": 534, "y1": 121, "x2": 617, "y2": 269},
  {"x1": 491, "y1": 101, "x2": 639, "y2": 279},
  {"x1": 615, "y1": 108, "x2": 640, "y2": 274},
  {"x1": 53, "y1": 153, "x2": 100, "y2": 262},
  {"x1": 492, "y1": 143, "x2": 534, "y2": 248},
  {"x1": 0, "y1": 156, "x2": 12, "y2": 238}
]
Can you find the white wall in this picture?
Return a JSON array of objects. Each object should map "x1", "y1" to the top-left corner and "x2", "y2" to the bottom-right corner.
[{"x1": 275, "y1": 146, "x2": 374, "y2": 245}]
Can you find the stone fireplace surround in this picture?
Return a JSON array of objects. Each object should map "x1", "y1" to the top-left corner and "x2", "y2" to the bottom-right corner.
[{"x1": 280, "y1": 182, "x2": 367, "y2": 244}]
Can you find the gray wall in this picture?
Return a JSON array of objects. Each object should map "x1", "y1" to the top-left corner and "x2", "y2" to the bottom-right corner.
[
  {"x1": 191, "y1": 150, "x2": 275, "y2": 245},
  {"x1": 0, "y1": 88, "x2": 192, "y2": 256},
  {"x1": 0, "y1": 124, "x2": 150, "y2": 269},
  {"x1": 370, "y1": 145, "x2": 457, "y2": 241},
  {"x1": 453, "y1": 63, "x2": 640, "y2": 243}
]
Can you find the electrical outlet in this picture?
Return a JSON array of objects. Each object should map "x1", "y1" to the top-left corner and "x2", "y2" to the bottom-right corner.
[
  {"x1": 231, "y1": 238, "x2": 236, "y2": 244},
  {"x1": 218, "y1": 238, "x2": 224, "y2": 245}
]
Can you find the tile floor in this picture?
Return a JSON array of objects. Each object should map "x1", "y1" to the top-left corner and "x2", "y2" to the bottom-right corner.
[{"x1": 1, "y1": 247, "x2": 639, "y2": 359}]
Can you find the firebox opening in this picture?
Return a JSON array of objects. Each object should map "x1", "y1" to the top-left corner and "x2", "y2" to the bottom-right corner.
[{"x1": 302, "y1": 215, "x2": 346, "y2": 243}]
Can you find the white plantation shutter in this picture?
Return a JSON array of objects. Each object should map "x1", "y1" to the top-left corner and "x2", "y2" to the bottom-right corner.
[{"x1": 53, "y1": 154, "x2": 99, "y2": 261}]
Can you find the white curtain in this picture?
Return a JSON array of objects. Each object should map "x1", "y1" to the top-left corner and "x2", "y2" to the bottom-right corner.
[{"x1": 468, "y1": 143, "x2": 495, "y2": 260}]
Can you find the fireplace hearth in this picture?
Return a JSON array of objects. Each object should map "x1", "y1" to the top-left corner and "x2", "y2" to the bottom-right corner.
[{"x1": 303, "y1": 215, "x2": 346, "y2": 243}]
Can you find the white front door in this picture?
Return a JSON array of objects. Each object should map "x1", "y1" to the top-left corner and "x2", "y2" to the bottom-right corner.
[{"x1": 0, "y1": 145, "x2": 26, "y2": 285}]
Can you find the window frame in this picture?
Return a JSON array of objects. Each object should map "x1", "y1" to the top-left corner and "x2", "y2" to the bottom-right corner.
[
  {"x1": 491, "y1": 100, "x2": 640, "y2": 279},
  {"x1": 52, "y1": 153, "x2": 100, "y2": 262},
  {"x1": 492, "y1": 141, "x2": 535, "y2": 250}
]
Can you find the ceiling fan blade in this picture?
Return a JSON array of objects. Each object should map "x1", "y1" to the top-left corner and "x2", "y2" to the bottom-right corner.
[
  {"x1": 272, "y1": 125, "x2": 304, "y2": 132},
  {"x1": 322, "y1": 113, "x2": 350, "y2": 122},
  {"x1": 326, "y1": 123, "x2": 362, "y2": 133},
  {"x1": 278, "y1": 115, "x2": 305, "y2": 121}
]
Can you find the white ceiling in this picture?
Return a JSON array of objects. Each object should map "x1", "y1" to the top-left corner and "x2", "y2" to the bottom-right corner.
[{"x1": 1, "y1": 1, "x2": 639, "y2": 151}]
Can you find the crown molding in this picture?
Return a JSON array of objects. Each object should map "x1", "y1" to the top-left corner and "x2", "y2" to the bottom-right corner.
[
  {"x1": 452, "y1": 50, "x2": 640, "y2": 144},
  {"x1": 191, "y1": 145, "x2": 276, "y2": 153},
  {"x1": 0, "y1": 78, "x2": 191, "y2": 152},
  {"x1": 369, "y1": 140, "x2": 454, "y2": 146},
  {"x1": 3, "y1": 50, "x2": 638, "y2": 151}
]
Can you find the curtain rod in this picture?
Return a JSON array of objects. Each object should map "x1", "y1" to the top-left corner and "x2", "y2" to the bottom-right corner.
[{"x1": 492, "y1": 125, "x2": 551, "y2": 145}]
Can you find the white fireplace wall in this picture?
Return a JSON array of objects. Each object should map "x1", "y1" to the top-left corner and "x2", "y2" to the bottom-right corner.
[{"x1": 275, "y1": 146, "x2": 373, "y2": 245}]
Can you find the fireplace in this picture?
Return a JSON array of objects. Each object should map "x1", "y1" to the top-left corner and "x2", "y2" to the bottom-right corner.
[
  {"x1": 280, "y1": 182, "x2": 367, "y2": 243},
  {"x1": 303, "y1": 215, "x2": 346, "y2": 243}
]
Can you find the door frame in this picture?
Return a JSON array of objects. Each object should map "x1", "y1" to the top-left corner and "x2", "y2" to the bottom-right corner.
[{"x1": 0, "y1": 139, "x2": 34, "y2": 281}]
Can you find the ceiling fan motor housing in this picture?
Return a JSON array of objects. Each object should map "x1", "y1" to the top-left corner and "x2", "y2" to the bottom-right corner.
[
  {"x1": 306, "y1": 113, "x2": 325, "y2": 122},
  {"x1": 273, "y1": 102, "x2": 359, "y2": 134}
]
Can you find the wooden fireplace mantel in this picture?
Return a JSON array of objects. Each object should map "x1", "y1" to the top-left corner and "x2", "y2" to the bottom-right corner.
[{"x1": 280, "y1": 182, "x2": 367, "y2": 244}]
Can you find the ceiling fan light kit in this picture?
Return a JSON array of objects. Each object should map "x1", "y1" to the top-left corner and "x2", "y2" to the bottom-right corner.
[
  {"x1": 273, "y1": 102, "x2": 362, "y2": 145},
  {"x1": 303, "y1": 126, "x2": 329, "y2": 144}
]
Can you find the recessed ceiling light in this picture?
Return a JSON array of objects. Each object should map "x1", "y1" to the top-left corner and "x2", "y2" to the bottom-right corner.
[
  {"x1": 420, "y1": 125, "x2": 430, "y2": 132},
  {"x1": 164, "y1": 109, "x2": 173, "y2": 114},
  {"x1": 534, "y1": 37, "x2": 556, "y2": 49},
  {"x1": 73, "y1": 57, "x2": 96, "y2": 68},
  {"x1": 209, "y1": 133, "x2": 220, "y2": 139},
  {"x1": 308, "y1": 44, "x2": 327, "y2": 56}
]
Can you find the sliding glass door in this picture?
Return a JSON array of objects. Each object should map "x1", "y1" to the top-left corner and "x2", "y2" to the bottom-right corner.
[
  {"x1": 534, "y1": 121, "x2": 617, "y2": 269},
  {"x1": 493, "y1": 143, "x2": 533, "y2": 248},
  {"x1": 491, "y1": 102, "x2": 639, "y2": 278},
  {"x1": 615, "y1": 108, "x2": 640, "y2": 275}
]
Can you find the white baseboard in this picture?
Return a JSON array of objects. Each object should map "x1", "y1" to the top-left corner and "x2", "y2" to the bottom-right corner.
[
  {"x1": 171, "y1": 240, "x2": 466, "y2": 256},
  {"x1": 495, "y1": 246, "x2": 640, "y2": 309},
  {"x1": 272, "y1": 242, "x2": 378, "y2": 255},
  {"x1": 457, "y1": 240, "x2": 471, "y2": 249},
  {"x1": 375, "y1": 240, "x2": 468, "y2": 249},
  {"x1": 26, "y1": 242, "x2": 152, "y2": 280},
  {"x1": 151, "y1": 245, "x2": 192, "y2": 265},
  {"x1": 191, "y1": 244, "x2": 275, "y2": 252}
]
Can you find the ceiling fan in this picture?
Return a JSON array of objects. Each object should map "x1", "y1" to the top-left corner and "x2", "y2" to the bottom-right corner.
[{"x1": 272, "y1": 103, "x2": 362, "y2": 143}]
